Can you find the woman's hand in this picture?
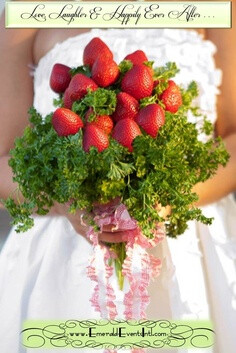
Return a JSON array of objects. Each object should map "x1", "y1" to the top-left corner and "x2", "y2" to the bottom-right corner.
[
  {"x1": 51, "y1": 202, "x2": 172, "y2": 245},
  {"x1": 51, "y1": 202, "x2": 130, "y2": 244}
]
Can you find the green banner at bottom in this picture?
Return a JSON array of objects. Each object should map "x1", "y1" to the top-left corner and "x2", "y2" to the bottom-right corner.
[{"x1": 22, "y1": 319, "x2": 215, "y2": 350}]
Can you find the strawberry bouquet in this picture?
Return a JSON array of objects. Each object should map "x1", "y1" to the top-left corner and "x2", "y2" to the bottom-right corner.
[{"x1": 4, "y1": 38, "x2": 228, "y2": 325}]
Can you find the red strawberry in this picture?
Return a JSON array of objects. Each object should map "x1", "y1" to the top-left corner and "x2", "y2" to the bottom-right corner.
[
  {"x1": 121, "y1": 65, "x2": 153, "y2": 100},
  {"x1": 93, "y1": 115, "x2": 114, "y2": 135},
  {"x1": 83, "y1": 125, "x2": 109, "y2": 153},
  {"x1": 85, "y1": 108, "x2": 114, "y2": 135},
  {"x1": 63, "y1": 89, "x2": 74, "y2": 109},
  {"x1": 124, "y1": 50, "x2": 148, "y2": 65},
  {"x1": 64, "y1": 74, "x2": 98, "y2": 106},
  {"x1": 145, "y1": 65, "x2": 154, "y2": 78},
  {"x1": 160, "y1": 80, "x2": 182, "y2": 113},
  {"x1": 112, "y1": 92, "x2": 139, "y2": 122},
  {"x1": 112, "y1": 119, "x2": 141, "y2": 152},
  {"x1": 91, "y1": 58, "x2": 119, "y2": 87},
  {"x1": 50, "y1": 63, "x2": 71, "y2": 93},
  {"x1": 84, "y1": 107, "x2": 95, "y2": 121},
  {"x1": 83, "y1": 37, "x2": 113, "y2": 68},
  {"x1": 135, "y1": 103, "x2": 165, "y2": 138},
  {"x1": 124, "y1": 51, "x2": 153, "y2": 76},
  {"x1": 153, "y1": 79, "x2": 160, "y2": 88},
  {"x1": 52, "y1": 108, "x2": 83, "y2": 136}
]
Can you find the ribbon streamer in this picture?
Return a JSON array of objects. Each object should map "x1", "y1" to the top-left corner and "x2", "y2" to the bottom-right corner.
[{"x1": 86, "y1": 199, "x2": 165, "y2": 353}]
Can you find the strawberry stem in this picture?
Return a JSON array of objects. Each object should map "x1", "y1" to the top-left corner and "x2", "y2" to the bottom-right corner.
[{"x1": 112, "y1": 242, "x2": 126, "y2": 291}]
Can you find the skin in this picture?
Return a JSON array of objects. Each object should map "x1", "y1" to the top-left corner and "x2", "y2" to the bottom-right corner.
[{"x1": 0, "y1": 4, "x2": 236, "y2": 243}]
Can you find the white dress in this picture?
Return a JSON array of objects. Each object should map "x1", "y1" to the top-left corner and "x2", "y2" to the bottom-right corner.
[{"x1": 0, "y1": 29, "x2": 236, "y2": 353}]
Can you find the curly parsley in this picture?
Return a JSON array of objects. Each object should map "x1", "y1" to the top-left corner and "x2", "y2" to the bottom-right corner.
[{"x1": 2, "y1": 64, "x2": 229, "y2": 237}]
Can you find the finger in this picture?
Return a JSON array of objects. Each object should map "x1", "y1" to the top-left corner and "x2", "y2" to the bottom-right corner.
[
  {"x1": 102, "y1": 224, "x2": 122, "y2": 232},
  {"x1": 98, "y1": 231, "x2": 128, "y2": 243}
]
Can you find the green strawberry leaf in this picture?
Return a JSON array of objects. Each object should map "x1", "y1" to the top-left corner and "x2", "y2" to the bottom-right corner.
[
  {"x1": 70, "y1": 65, "x2": 91, "y2": 77},
  {"x1": 118, "y1": 60, "x2": 133, "y2": 74},
  {"x1": 143, "y1": 60, "x2": 154, "y2": 68}
]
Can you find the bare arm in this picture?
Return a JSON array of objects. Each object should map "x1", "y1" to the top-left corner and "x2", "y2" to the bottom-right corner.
[
  {"x1": 0, "y1": 13, "x2": 37, "y2": 206},
  {"x1": 0, "y1": 17, "x2": 37, "y2": 155},
  {"x1": 193, "y1": 16, "x2": 236, "y2": 205}
]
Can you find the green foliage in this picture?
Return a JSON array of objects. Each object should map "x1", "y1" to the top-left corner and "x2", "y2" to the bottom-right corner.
[
  {"x1": 201, "y1": 116, "x2": 214, "y2": 135},
  {"x1": 153, "y1": 80, "x2": 169, "y2": 97},
  {"x1": 143, "y1": 61, "x2": 154, "y2": 69},
  {"x1": 118, "y1": 60, "x2": 133, "y2": 75},
  {"x1": 141, "y1": 62, "x2": 180, "y2": 108},
  {"x1": 70, "y1": 65, "x2": 91, "y2": 77},
  {"x1": 139, "y1": 95, "x2": 158, "y2": 109},
  {"x1": 179, "y1": 81, "x2": 199, "y2": 116},
  {"x1": 3, "y1": 64, "x2": 229, "y2": 237},
  {"x1": 153, "y1": 62, "x2": 179, "y2": 80},
  {"x1": 130, "y1": 110, "x2": 229, "y2": 237},
  {"x1": 53, "y1": 94, "x2": 64, "y2": 108},
  {"x1": 72, "y1": 88, "x2": 117, "y2": 117},
  {"x1": 107, "y1": 60, "x2": 133, "y2": 91}
]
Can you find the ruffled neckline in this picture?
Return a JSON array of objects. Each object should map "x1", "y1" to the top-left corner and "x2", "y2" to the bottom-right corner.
[{"x1": 36, "y1": 28, "x2": 206, "y2": 69}]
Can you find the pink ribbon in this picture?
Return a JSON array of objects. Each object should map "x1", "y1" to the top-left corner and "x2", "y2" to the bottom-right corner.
[{"x1": 86, "y1": 199, "x2": 165, "y2": 353}]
